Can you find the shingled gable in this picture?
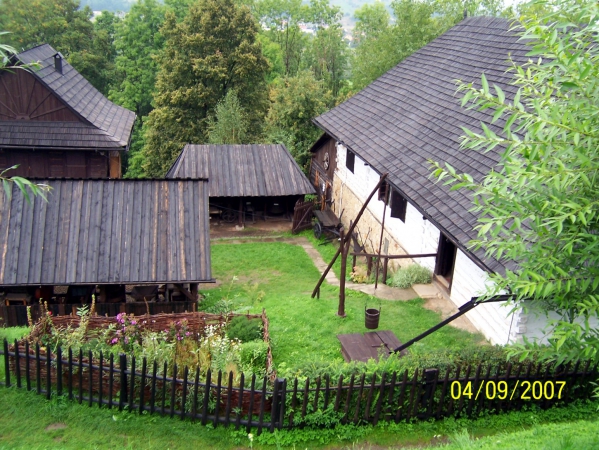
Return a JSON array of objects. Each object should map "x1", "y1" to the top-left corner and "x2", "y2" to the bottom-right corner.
[
  {"x1": 0, "y1": 44, "x2": 136, "y2": 150},
  {"x1": 313, "y1": 16, "x2": 530, "y2": 275},
  {"x1": 166, "y1": 144, "x2": 316, "y2": 197}
]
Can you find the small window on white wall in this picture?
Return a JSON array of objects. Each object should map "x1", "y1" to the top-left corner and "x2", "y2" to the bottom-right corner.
[
  {"x1": 390, "y1": 189, "x2": 407, "y2": 222},
  {"x1": 346, "y1": 149, "x2": 355, "y2": 173}
]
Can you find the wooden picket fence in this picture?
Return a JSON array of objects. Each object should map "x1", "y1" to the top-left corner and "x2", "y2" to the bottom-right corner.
[{"x1": 1, "y1": 340, "x2": 597, "y2": 434}]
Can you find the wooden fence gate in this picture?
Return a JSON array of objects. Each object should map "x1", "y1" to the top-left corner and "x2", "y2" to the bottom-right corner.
[{"x1": 292, "y1": 199, "x2": 313, "y2": 234}]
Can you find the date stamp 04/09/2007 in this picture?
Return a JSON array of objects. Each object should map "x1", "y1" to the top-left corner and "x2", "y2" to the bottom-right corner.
[{"x1": 450, "y1": 380, "x2": 567, "y2": 401}]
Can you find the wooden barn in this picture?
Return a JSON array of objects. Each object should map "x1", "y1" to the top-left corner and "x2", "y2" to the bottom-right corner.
[
  {"x1": 166, "y1": 144, "x2": 316, "y2": 226},
  {"x1": 0, "y1": 44, "x2": 136, "y2": 179},
  {"x1": 0, "y1": 179, "x2": 212, "y2": 326}
]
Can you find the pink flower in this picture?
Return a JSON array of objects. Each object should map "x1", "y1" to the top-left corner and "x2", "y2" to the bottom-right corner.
[
  {"x1": 131, "y1": 320, "x2": 137, "y2": 325},
  {"x1": 111, "y1": 338, "x2": 118, "y2": 344}
]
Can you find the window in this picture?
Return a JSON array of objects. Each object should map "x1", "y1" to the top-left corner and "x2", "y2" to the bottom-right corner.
[
  {"x1": 346, "y1": 149, "x2": 355, "y2": 173},
  {"x1": 390, "y1": 189, "x2": 407, "y2": 222}
]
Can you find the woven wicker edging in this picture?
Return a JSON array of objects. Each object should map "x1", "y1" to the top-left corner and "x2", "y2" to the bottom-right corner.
[{"x1": 9, "y1": 310, "x2": 275, "y2": 413}]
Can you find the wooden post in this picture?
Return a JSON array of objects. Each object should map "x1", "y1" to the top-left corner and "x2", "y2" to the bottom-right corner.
[
  {"x1": 374, "y1": 183, "x2": 389, "y2": 289},
  {"x1": 98, "y1": 285, "x2": 107, "y2": 303},
  {"x1": 238, "y1": 198, "x2": 243, "y2": 227},
  {"x1": 338, "y1": 228, "x2": 347, "y2": 317},
  {"x1": 190, "y1": 283, "x2": 198, "y2": 302},
  {"x1": 312, "y1": 173, "x2": 389, "y2": 298}
]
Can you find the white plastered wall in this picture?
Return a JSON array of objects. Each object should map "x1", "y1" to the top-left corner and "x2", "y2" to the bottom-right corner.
[{"x1": 333, "y1": 143, "x2": 525, "y2": 345}]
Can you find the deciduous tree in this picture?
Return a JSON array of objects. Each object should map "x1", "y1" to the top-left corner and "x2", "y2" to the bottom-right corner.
[
  {"x1": 265, "y1": 70, "x2": 330, "y2": 170},
  {"x1": 110, "y1": 0, "x2": 165, "y2": 119},
  {"x1": 255, "y1": 0, "x2": 307, "y2": 77},
  {"x1": 351, "y1": 0, "x2": 443, "y2": 92},
  {"x1": 141, "y1": 0, "x2": 269, "y2": 176}
]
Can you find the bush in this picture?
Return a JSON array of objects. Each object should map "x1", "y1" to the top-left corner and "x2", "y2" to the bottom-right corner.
[
  {"x1": 388, "y1": 264, "x2": 432, "y2": 288},
  {"x1": 282, "y1": 345, "x2": 520, "y2": 381},
  {"x1": 226, "y1": 316, "x2": 262, "y2": 343},
  {"x1": 239, "y1": 340, "x2": 269, "y2": 376}
]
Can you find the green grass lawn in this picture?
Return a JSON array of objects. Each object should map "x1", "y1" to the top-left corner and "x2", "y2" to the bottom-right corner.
[
  {"x1": 203, "y1": 241, "x2": 484, "y2": 373},
  {"x1": 0, "y1": 381, "x2": 596, "y2": 449}
]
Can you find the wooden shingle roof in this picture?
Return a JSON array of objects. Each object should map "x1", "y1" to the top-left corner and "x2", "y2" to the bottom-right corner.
[
  {"x1": 166, "y1": 144, "x2": 316, "y2": 197},
  {"x1": 313, "y1": 17, "x2": 530, "y2": 274},
  {"x1": 0, "y1": 44, "x2": 136, "y2": 150},
  {"x1": 0, "y1": 179, "x2": 212, "y2": 285}
]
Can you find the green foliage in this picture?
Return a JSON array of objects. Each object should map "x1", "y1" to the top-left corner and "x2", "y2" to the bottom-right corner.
[
  {"x1": 265, "y1": 70, "x2": 331, "y2": 169},
  {"x1": 305, "y1": 23, "x2": 348, "y2": 97},
  {"x1": 278, "y1": 344, "x2": 513, "y2": 380},
  {"x1": 302, "y1": 0, "x2": 348, "y2": 97},
  {"x1": 429, "y1": 0, "x2": 510, "y2": 30},
  {"x1": 353, "y1": 1, "x2": 390, "y2": 43},
  {"x1": 207, "y1": 90, "x2": 250, "y2": 144},
  {"x1": 0, "y1": 166, "x2": 50, "y2": 204},
  {"x1": 0, "y1": 0, "x2": 117, "y2": 94},
  {"x1": 351, "y1": 0, "x2": 445, "y2": 92},
  {"x1": 431, "y1": 0, "x2": 599, "y2": 365},
  {"x1": 255, "y1": 0, "x2": 308, "y2": 77},
  {"x1": 388, "y1": 263, "x2": 432, "y2": 288},
  {"x1": 239, "y1": 340, "x2": 268, "y2": 376},
  {"x1": 226, "y1": 316, "x2": 263, "y2": 342},
  {"x1": 141, "y1": 0, "x2": 269, "y2": 176},
  {"x1": 110, "y1": 0, "x2": 165, "y2": 119}
]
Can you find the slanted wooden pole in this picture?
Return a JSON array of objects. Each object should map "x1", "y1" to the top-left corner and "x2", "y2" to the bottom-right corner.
[
  {"x1": 312, "y1": 173, "x2": 388, "y2": 298},
  {"x1": 338, "y1": 228, "x2": 347, "y2": 317},
  {"x1": 374, "y1": 183, "x2": 389, "y2": 289}
]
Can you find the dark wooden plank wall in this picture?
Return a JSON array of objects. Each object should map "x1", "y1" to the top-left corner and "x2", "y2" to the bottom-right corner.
[
  {"x1": 0, "y1": 150, "x2": 109, "y2": 178},
  {"x1": 310, "y1": 135, "x2": 336, "y2": 185}
]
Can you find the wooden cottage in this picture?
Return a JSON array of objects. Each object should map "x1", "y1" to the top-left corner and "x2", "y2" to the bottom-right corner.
[
  {"x1": 166, "y1": 144, "x2": 316, "y2": 226},
  {"x1": 309, "y1": 17, "x2": 541, "y2": 345},
  {"x1": 0, "y1": 179, "x2": 212, "y2": 326},
  {"x1": 0, "y1": 44, "x2": 136, "y2": 178}
]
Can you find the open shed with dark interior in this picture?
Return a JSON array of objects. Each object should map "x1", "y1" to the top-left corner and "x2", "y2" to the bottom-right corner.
[
  {"x1": 166, "y1": 144, "x2": 316, "y2": 226},
  {"x1": 0, "y1": 179, "x2": 213, "y2": 326}
]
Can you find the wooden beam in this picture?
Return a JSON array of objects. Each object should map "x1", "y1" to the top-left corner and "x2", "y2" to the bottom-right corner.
[
  {"x1": 311, "y1": 174, "x2": 389, "y2": 298},
  {"x1": 350, "y1": 252, "x2": 437, "y2": 259},
  {"x1": 172, "y1": 284, "x2": 196, "y2": 302}
]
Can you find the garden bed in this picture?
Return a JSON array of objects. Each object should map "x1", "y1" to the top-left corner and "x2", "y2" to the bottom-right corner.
[{"x1": 8, "y1": 309, "x2": 275, "y2": 414}]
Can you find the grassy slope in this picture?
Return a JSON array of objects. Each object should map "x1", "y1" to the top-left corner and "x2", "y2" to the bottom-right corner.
[{"x1": 205, "y1": 242, "x2": 484, "y2": 371}]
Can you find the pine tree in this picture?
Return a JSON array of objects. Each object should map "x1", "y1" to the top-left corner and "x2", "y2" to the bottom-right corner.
[{"x1": 207, "y1": 90, "x2": 249, "y2": 144}]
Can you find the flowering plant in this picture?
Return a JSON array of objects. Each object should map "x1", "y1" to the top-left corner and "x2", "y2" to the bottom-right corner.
[{"x1": 110, "y1": 312, "x2": 143, "y2": 352}]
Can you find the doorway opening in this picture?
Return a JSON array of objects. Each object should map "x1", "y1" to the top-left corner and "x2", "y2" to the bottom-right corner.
[{"x1": 434, "y1": 233, "x2": 457, "y2": 291}]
